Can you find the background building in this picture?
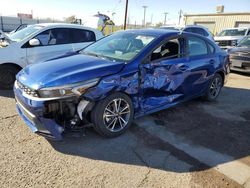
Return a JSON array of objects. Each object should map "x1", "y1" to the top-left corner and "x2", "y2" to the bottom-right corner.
[{"x1": 184, "y1": 12, "x2": 250, "y2": 35}]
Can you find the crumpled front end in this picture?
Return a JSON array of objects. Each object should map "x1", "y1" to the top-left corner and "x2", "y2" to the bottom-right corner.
[
  {"x1": 14, "y1": 84, "x2": 65, "y2": 140},
  {"x1": 14, "y1": 81, "x2": 94, "y2": 140}
]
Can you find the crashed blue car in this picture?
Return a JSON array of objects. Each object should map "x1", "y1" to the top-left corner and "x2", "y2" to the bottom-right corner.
[{"x1": 14, "y1": 29, "x2": 230, "y2": 140}]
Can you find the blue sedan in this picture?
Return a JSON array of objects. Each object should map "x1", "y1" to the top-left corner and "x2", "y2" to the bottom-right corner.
[{"x1": 14, "y1": 29, "x2": 230, "y2": 140}]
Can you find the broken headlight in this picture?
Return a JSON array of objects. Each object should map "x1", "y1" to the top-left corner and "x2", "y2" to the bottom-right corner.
[{"x1": 38, "y1": 78, "x2": 99, "y2": 98}]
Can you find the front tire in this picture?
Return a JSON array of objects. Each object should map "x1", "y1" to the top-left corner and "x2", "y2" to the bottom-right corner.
[
  {"x1": 0, "y1": 65, "x2": 20, "y2": 90},
  {"x1": 203, "y1": 73, "x2": 223, "y2": 101},
  {"x1": 91, "y1": 93, "x2": 134, "y2": 137}
]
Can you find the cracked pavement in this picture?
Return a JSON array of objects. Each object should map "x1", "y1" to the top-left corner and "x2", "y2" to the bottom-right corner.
[{"x1": 0, "y1": 73, "x2": 249, "y2": 188}]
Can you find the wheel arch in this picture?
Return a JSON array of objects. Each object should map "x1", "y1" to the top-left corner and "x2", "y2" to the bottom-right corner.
[
  {"x1": 0, "y1": 63, "x2": 23, "y2": 72},
  {"x1": 83, "y1": 90, "x2": 135, "y2": 123},
  {"x1": 215, "y1": 70, "x2": 225, "y2": 86}
]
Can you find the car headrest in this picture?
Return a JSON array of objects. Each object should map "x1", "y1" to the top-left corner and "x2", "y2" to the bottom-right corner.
[
  {"x1": 161, "y1": 41, "x2": 179, "y2": 57},
  {"x1": 132, "y1": 39, "x2": 144, "y2": 49},
  {"x1": 161, "y1": 41, "x2": 178, "y2": 51}
]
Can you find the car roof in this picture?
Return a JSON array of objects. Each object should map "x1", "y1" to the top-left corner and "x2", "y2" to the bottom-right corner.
[
  {"x1": 34, "y1": 23, "x2": 100, "y2": 31},
  {"x1": 185, "y1": 25, "x2": 208, "y2": 29},
  {"x1": 121, "y1": 29, "x2": 179, "y2": 37},
  {"x1": 116, "y1": 29, "x2": 215, "y2": 41}
]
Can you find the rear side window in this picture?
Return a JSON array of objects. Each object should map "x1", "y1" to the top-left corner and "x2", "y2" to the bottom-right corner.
[
  {"x1": 188, "y1": 36, "x2": 208, "y2": 56},
  {"x1": 70, "y1": 29, "x2": 96, "y2": 43},
  {"x1": 207, "y1": 42, "x2": 215, "y2": 54}
]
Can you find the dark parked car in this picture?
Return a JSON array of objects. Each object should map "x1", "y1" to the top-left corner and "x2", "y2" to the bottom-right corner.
[
  {"x1": 228, "y1": 36, "x2": 250, "y2": 73},
  {"x1": 183, "y1": 25, "x2": 214, "y2": 41},
  {"x1": 161, "y1": 25, "x2": 214, "y2": 41},
  {"x1": 14, "y1": 29, "x2": 230, "y2": 140}
]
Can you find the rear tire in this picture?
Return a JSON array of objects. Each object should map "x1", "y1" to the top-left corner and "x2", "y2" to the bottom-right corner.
[
  {"x1": 0, "y1": 65, "x2": 20, "y2": 90},
  {"x1": 203, "y1": 73, "x2": 223, "y2": 102},
  {"x1": 91, "y1": 92, "x2": 134, "y2": 138}
]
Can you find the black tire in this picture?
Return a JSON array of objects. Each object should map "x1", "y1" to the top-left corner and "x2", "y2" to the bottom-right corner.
[
  {"x1": 91, "y1": 92, "x2": 134, "y2": 138},
  {"x1": 203, "y1": 73, "x2": 223, "y2": 102},
  {"x1": 0, "y1": 65, "x2": 20, "y2": 90}
]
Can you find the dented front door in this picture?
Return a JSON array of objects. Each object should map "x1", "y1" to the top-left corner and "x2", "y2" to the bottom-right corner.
[{"x1": 139, "y1": 57, "x2": 190, "y2": 112}]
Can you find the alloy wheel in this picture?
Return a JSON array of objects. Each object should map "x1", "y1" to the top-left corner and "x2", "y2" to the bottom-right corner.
[
  {"x1": 103, "y1": 98, "x2": 131, "y2": 132},
  {"x1": 209, "y1": 77, "x2": 222, "y2": 99}
]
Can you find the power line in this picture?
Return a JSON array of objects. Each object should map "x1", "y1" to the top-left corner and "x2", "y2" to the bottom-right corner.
[{"x1": 178, "y1": 10, "x2": 183, "y2": 25}]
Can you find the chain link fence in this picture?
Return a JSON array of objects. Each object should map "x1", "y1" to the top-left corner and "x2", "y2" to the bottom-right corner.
[{"x1": 0, "y1": 16, "x2": 65, "y2": 32}]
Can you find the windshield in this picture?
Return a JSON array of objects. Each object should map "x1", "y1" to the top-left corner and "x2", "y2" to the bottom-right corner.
[
  {"x1": 9, "y1": 25, "x2": 44, "y2": 42},
  {"x1": 218, "y1": 29, "x2": 247, "y2": 37},
  {"x1": 81, "y1": 32, "x2": 156, "y2": 62},
  {"x1": 238, "y1": 36, "x2": 250, "y2": 47}
]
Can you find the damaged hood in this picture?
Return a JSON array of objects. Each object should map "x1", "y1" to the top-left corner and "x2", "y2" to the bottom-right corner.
[
  {"x1": 214, "y1": 36, "x2": 244, "y2": 41},
  {"x1": 17, "y1": 53, "x2": 125, "y2": 89}
]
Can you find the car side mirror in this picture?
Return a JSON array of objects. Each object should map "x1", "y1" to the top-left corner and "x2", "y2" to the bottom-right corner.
[{"x1": 29, "y1": 38, "x2": 40, "y2": 46}]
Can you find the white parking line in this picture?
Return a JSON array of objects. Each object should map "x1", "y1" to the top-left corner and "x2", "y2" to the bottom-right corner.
[{"x1": 135, "y1": 117, "x2": 250, "y2": 186}]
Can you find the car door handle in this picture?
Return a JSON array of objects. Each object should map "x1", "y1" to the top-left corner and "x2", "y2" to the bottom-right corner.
[
  {"x1": 178, "y1": 64, "x2": 189, "y2": 71},
  {"x1": 209, "y1": 59, "x2": 216, "y2": 65}
]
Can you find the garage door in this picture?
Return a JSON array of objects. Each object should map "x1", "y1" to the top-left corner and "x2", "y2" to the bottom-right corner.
[{"x1": 235, "y1": 22, "x2": 250, "y2": 28}]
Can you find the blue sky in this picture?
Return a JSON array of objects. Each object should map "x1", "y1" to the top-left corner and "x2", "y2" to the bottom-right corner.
[{"x1": 1, "y1": 0, "x2": 250, "y2": 25}]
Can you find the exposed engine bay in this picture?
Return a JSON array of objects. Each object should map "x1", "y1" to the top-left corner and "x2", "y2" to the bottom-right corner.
[{"x1": 43, "y1": 98, "x2": 94, "y2": 131}]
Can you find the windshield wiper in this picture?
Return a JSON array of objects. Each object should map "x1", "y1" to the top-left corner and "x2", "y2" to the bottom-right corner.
[{"x1": 82, "y1": 51, "x2": 114, "y2": 61}]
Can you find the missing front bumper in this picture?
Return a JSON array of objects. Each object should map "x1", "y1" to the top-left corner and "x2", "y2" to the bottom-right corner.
[{"x1": 16, "y1": 99, "x2": 64, "y2": 140}]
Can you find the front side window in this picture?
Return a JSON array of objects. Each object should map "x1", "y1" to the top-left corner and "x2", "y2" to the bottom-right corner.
[
  {"x1": 151, "y1": 38, "x2": 181, "y2": 61},
  {"x1": 70, "y1": 29, "x2": 96, "y2": 43},
  {"x1": 34, "y1": 28, "x2": 70, "y2": 46},
  {"x1": 188, "y1": 37, "x2": 208, "y2": 56},
  {"x1": 82, "y1": 32, "x2": 155, "y2": 62}
]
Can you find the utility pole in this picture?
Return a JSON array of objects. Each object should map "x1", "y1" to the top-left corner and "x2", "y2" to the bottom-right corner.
[
  {"x1": 124, "y1": 0, "x2": 128, "y2": 30},
  {"x1": 142, "y1": 6, "x2": 148, "y2": 27},
  {"x1": 178, "y1": 9, "x2": 183, "y2": 25},
  {"x1": 164, "y1": 12, "x2": 168, "y2": 25},
  {"x1": 150, "y1": 14, "x2": 153, "y2": 26}
]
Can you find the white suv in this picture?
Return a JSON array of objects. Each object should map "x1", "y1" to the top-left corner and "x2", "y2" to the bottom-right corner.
[
  {"x1": 214, "y1": 27, "x2": 250, "y2": 50},
  {"x1": 0, "y1": 23, "x2": 103, "y2": 89}
]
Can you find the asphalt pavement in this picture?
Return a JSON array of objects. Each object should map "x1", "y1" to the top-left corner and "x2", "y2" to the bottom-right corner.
[{"x1": 0, "y1": 73, "x2": 249, "y2": 188}]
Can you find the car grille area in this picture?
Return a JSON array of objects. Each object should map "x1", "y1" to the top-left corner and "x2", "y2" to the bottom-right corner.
[
  {"x1": 230, "y1": 53, "x2": 250, "y2": 61},
  {"x1": 16, "y1": 81, "x2": 39, "y2": 97},
  {"x1": 216, "y1": 40, "x2": 232, "y2": 47}
]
